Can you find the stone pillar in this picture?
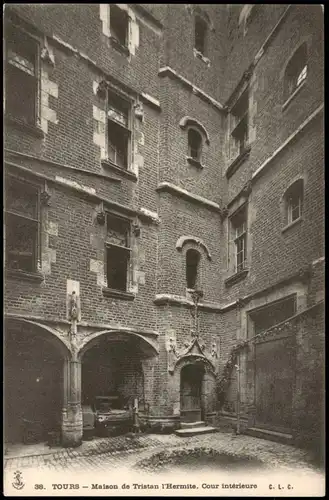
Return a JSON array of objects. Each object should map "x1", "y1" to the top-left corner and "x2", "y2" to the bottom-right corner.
[{"x1": 61, "y1": 358, "x2": 83, "y2": 447}]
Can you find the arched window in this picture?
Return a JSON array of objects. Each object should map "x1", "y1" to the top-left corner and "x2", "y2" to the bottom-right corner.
[
  {"x1": 188, "y1": 128, "x2": 202, "y2": 161},
  {"x1": 186, "y1": 249, "x2": 200, "y2": 289},
  {"x1": 195, "y1": 15, "x2": 208, "y2": 55},
  {"x1": 284, "y1": 43, "x2": 308, "y2": 101},
  {"x1": 284, "y1": 179, "x2": 304, "y2": 225}
]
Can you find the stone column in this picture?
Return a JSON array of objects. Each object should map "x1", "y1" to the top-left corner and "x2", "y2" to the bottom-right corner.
[{"x1": 61, "y1": 358, "x2": 83, "y2": 447}]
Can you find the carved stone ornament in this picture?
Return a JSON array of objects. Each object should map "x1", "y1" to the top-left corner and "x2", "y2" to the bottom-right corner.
[
  {"x1": 242, "y1": 180, "x2": 252, "y2": 197},
  {"x1": 40, "y1": 45, "x2": 55, "y2": 67},
  {"x1": 40, "y1": 190, "x2": 51, "y2": 207},
  {"x1": 96, "y1": 211, "x2": 106, "y2": 225},
  {"x1": 134, "y1": 102, "x2": 144, "y2": 120},
  {"x1": 69, "y1": 291, "x2": 79, "y2": 321},
  {"x1": 132, "y1": 221, "x2": 141, "y2": 237},
  {"x1": 221, "y1": 206, "x2": 229, "y2": 220},
  {"x1": 168, "y1": 337, "x2": 216, "y2": 374},
  {"x1": 96, "y1": 80, "x2": 108, "y2": 99}
]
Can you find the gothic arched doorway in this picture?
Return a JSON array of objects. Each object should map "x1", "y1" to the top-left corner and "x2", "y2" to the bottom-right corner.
[{"x1": 180, "y1": 362, "x2": 205, "y2": 423}]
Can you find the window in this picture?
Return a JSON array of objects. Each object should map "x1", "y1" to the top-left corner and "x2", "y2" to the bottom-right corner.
[
  {"x1": 5, "y1": 24, "x2": 38, "y2": 124},
  {"x1": 188, "y1": 128, "x2": 202, "y2": 161},
  {"x1": 231, "y1": 89, "x2": 249, "y2": 156},
  {"x1": 250, "y1": 295, "x2": 297, "y2": 335},
  {"x1": 106, "y1": 90, "x2": 131, "y2": 169},
  {"x1": 5, "y1": 176, "x2": 40, "y2": 273},
  {"x1": 106, "y1": 214, "x2": 131, "y2": 291},
  {"x1": 195, "y1": 16, "x2": 207, "y2": 55},
  {"x1": 230, "y1": 205, "x2": 247, "y2": 273},
  {"x1": 110, "y1": 4, "x2": 129, "y2": 47},
  {"x1": 186, "y1": 249, "x2": 200, "y2": 289},
  {"x1": 284, "y1": 43, "x2": 308, "y2": 101},
  {"x1": 284, "y1": 179, "x2": 303, "y2": 225}
]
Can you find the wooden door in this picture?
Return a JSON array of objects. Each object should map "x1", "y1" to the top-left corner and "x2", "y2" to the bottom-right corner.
[
  {"x1": 255, "y1": 334, "x2": 295, "y2": 433},
  {"x1": 180, "y1": 364, "x2": 203, "y2": 423}
]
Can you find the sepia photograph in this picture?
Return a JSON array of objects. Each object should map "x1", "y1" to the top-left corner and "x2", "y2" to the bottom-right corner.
[{"x1": 3, "y1": 3, "x2": 325, "y2": 496}]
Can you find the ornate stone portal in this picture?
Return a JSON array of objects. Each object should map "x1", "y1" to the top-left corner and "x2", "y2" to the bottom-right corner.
[{"x1": 168, "y1": 337, "x2": 217, "y2": 375}]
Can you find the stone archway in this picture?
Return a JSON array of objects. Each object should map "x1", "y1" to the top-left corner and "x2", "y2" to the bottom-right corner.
[
  {"x1": 4, "y1": 317, "x2": 70, "y2": 445},
  {"x1": 78, "y1": 330, "x2": 158, "y2": 436}
]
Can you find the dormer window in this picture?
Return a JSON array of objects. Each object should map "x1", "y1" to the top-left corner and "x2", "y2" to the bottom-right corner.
[
  {"x1": 188, "y1": 128, "x2": 202, "y2": 161},
  {"x1": 284, "y1": 43, "x2": 308, "y2": 101},
  {"x1": 195, "y1": 16, "x2": 207, "y2": 55},
  {"x1": 110, "y1": 4, "x2": 129, "y2": 48}
]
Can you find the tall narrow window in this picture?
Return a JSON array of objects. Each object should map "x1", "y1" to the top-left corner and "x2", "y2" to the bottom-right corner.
[
  {"x1": 107, "y1": 90, "x2": 131, "y2": 169},
  {"x1": 230, "y1": 205, "x2": 248, "y2": 273},
  {"x1": 5, "y1": 176, "x2": 40, "y2": 272},
  {"x1": 231, "y1": 89, "x2": 249, "y2": 156},
  {"x1": 106, "y1": 214, "x2": 131, "y2": 291},
  {"x1": 188, "y1": 128, "x2": 202, "y2": 161},
  {"x1": 110, "y1": 5, "x2": 129, "y2": 47},
  {"x1": 5, "y1": 25, "x2": 38, "y2": 124},
  {"x1": 284, "y1": 43, "x2": 308, "y2": 101},
  {"x1": 195, "y1": 16, "x2": 207, "y2": 55},
  {"x1": 284, "y1": 179, "x2": 303, "y2": 225},
  {"x1": 186, "y1": 249, "x2": 200, "y2": 289}
]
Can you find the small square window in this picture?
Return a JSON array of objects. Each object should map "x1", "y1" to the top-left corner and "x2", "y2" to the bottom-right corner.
[
  {"x1": 110, "y1": 5, "x2": 129, "y2": 47},
  {"x1": 5, "y1": 176, "x2": 40, "y2": 273},
  {"x1": 5, "y1": 25, "x2": 38, "y2": 124},
  {"x1": 106, "y1": 214, "x2": 131, "y2": 291}
]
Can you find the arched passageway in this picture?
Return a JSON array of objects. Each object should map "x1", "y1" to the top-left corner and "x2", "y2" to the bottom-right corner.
[
  {"x1": 4, "y1": 319, "x2": 67, "y2": 445},
  {"x1": 80, "y1": 331, "x2": 158, "y2": 436}
]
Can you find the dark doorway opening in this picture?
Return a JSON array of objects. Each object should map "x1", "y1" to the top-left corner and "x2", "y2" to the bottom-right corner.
[
  {"x1": 5, "y1": 327, "x2": 63, "y2": 444},
  {"x1": 180, "y1": 363, "x2": 205, "y2": 423}
]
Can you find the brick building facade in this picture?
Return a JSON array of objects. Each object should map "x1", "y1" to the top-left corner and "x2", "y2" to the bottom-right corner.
[{"x1": 4, "y1": 4, "x2": 324, "y2": 451}]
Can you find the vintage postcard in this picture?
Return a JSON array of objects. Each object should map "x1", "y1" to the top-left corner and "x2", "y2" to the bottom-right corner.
[{"x1": 3, "y1": 3, "x2": 325, "y2": 497}]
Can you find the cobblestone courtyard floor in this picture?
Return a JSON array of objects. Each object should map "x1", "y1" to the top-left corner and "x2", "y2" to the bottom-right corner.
[
  {"x1": 5, "y1": 432, "x2": 326, "y2": 496},
  {"x1": 5, "y1": 431, "x2": 322, "y2": 474}
]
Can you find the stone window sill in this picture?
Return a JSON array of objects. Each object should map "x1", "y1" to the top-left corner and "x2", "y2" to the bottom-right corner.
[
  {"x1": 110, "y1": 36, "x2": 130, "y2": 57},
  {"x1": 282, "y1": 217, "x2": 303, "y2": 234},
  {"x1": 186, "y1": 156, "x2": 204, "y2": 169},
  {"x1": 5, "y1": 115, "x2": 45, "y2": 139},
  {"x1": 101, "y1": 159, "x2": 137, "y2": 181},
  {"x1": 102, "y1": 287, "x2": 135, "y2": 301},
  {"x1": 225, "y1": 268, "x2": 249, "y2": 287},
  {"x1": 5, "y1": 268, "x2": 44, "y2": 283},
  {"x1": 226, "y1": 145, "x2": 251, "y2": 179},
  {"x1": 282, "y1": 81, "x2": 306, "y2": 111},
  {"x1": 193, "y1": 48, "x2": 210, "y2": 66}
]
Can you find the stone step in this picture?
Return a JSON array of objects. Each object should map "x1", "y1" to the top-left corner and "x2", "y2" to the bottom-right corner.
[
  {"x1": 244, "y1": 427, "x2": 293, "y2": 445},
  {"x1": 175, "y1": 426, "x2": 219, "y2": 437},
  {"x1": 180, "y1": 421, "x2": 206, "y2": 429}
]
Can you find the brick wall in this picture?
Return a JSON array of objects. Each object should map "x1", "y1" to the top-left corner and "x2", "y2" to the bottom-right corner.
[{"x1": 4, "y1": 5, "x2": 324, "y2": 434}]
